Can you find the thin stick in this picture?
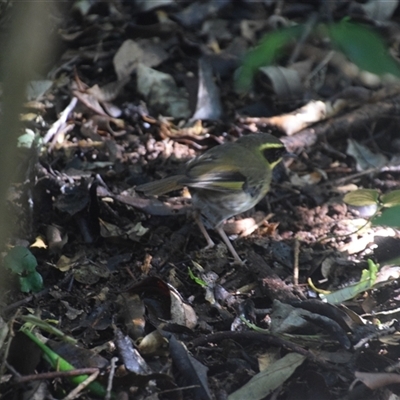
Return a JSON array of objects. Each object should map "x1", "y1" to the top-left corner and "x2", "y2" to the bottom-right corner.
[
  {"x1": 105, "y1": 357, "x2": 118, "y2": 400},
  {"x1": 62, "y1": 370, "x2": 99, "y2": 400},
  {"x1": 293, "y1": 238, "x2": 300, "y2": 286},
  {"x1": 43, "y1": 97, "x2": 78, "y2": 144},
  {"x1": 13, "y1": 368, "x2": 99, "y2": 384}
]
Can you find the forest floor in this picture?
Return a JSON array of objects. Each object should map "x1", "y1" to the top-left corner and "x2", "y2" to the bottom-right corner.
[{"x1": 2, "y1": 1, "x2": 400, "y2": 399}]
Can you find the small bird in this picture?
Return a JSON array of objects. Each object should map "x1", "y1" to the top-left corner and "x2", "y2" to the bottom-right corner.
[{"x1": 136, "y1": 133, "x2": 286, "y2": 264}]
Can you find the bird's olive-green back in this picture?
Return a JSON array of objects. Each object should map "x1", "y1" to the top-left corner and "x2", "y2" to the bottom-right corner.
[{"x1": 182, "y1": 133, "x2": 284, "y2": 191}]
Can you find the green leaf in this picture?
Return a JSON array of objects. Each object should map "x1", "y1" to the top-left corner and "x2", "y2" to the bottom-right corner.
[
  {"x1": 20, "y1": 271, "x2": 43, "y2": 293},
  {"x1": 372, "y1": 205, "x2": 400, "y2": 227},
  {"x1": 235, "y1": 25, "x2": 303, "y2": 92},
  {"x1": 343, "y1": 189, "x2": 380, "y2": 206},
  {"x1": 328, "y1": 21, "x2": 400, "y2": 77},
  {"x1": 188, "y1": 267, "x2": 207, "y2": 287},
  {"x1": 4, "y1": 246, "x2": 38, "y2": 274},
  {"x1": 228, "y1": 353, "x2": 306, "y2": 400},
  {"x1": 381, "y1": 190, "x2": 400, "y2": 207},
  {"x1": 320, "y1": 259, "x2": 378, "y2": 304}
]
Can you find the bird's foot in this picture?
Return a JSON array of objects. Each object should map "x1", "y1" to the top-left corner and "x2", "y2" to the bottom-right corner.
[
  {"x1": 231, "y1": 258, "x2": 246, "y2": 266},
  {"x1": 204, "y1": 241, "x2": 215, "y2": 250}
]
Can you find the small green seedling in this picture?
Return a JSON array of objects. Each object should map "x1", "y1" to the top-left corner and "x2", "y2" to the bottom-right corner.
[
  {"x1": 344, "y1": 189, "x2": 400, "y2": 228},
  {"x1": 188, "y1": 261, "x2": 207, "y2": 287},
  {"x1": 309, "y1": 259, "x2": 379, "y2": 304},
  {"x1": 22, "y1": 326, "x2": 112, "y2": 398},
  {"x1": 4, "y1": 246, "x2": 43, "y2": 293}
]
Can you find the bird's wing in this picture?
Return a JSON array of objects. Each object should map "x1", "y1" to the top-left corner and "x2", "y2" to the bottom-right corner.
[{"x1": 184, "y1": 153, "x2": 247, "y2": 192}]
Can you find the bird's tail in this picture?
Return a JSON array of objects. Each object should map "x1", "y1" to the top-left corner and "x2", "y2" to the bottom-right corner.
[{"x1": 136, "y1": 175, "x2": 185, "y2": 196}]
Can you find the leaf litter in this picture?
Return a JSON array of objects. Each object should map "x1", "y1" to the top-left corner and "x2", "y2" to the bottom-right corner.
[{"x1": 2, "y1": 1, "x2": 400, "y2": 399}]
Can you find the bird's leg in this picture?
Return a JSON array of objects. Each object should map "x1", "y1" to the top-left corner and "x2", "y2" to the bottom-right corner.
[
  {"x1": 195, "y1": 213, "x2": 215, "y2": 249},
  {"x1": 215, "y1": 225, "x2": 244, "y2": 265},
  {"x1": 195, "y1": 213, "x2": 244, "y2": 265}
]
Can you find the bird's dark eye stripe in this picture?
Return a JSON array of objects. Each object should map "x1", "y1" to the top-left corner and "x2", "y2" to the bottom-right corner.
[{"x1": 263, "y1": 147, "x2": 285, "y2": 163}]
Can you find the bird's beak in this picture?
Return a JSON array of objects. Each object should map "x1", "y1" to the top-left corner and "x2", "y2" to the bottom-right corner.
[{"x1": 283, "y1": 152, "x2": 297, "y2": 159}]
